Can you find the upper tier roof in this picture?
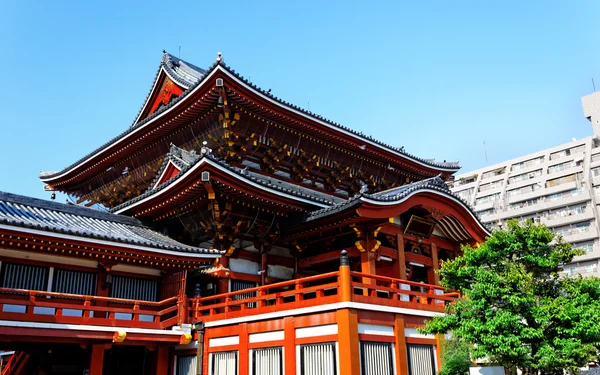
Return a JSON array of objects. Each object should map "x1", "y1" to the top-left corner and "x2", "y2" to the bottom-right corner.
[
  {"x1": 0, "y1": 191, "x2": 219, "y2": 257},
  {"x1": 39, "y1": 52, "x2": 460, "y2": 184}
]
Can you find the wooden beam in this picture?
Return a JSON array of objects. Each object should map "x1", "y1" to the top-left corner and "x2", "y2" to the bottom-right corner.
[
  {"x1": 397, "y1": 234, "x2": 406, "y2": 279},
  {"x1": 431, "y1": 243, "x2": 440, "y2": 285},
  {"x1": 298, "y1": 247, "x2": 360, "y2": 268}
]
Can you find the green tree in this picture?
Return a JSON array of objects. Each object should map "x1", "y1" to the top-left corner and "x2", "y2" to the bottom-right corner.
[
  {"x1": 439, "y1": 336, "x2": 472, "y2": 375},
  {"x1": 421, "y1": 220, "x2": 600, "y2": 375}
]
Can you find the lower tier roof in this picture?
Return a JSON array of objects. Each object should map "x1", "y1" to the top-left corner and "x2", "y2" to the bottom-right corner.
[{"x1": 0, "y1": 191, "x2": 219, "y2": 256}]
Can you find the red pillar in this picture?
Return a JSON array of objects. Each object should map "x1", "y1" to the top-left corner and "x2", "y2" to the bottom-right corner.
[
  {"x1": 89, "y1": 344, "x2": 105, "y2": 375},
  {"x1": 394, "y1": 315, "x2": 409, "y2": 375},
  {"x1": 397, "y1": 234, "x2": 407, "y2": 279},
  {"x1": 284, "y1": 317, "x2": 296, "y2": 375},
  {"x1": 431, "y1": 243, "x2": 440, "y2": 285},
  {"x1": 155, "y1": 346, "x2": 169, "y2": 375},
  {"x1": 217, "y1": 256, "x2": 230, "y2": 295},
  {"x1": 337, "y1": 308, "x2": 360, "y2": 375},
  {"x1": 261, "y1": 253, "x2": 268, "y2": 285}
]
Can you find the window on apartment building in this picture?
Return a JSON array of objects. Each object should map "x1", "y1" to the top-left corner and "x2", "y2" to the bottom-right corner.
[
  {"x1": 508, "y1": 169, "x2": 542, "y2": 184},
  {"x1": 211, "y1": 351, "x2": 238, "y2": 375},
  {"x1": 550, "y1": 146, "x2": 584, "y2": 161},
  {"x1": 516, "y1": 215, "x2": 541, "y2": 224},
  {"x1": 546, "y1": 205, "x2": 586, "y2": 220},
  {"x1": 546, "y1": 174, "x2": 580, "y2": 188},
  {"x1": 546, "y1": 189, "x2": 582, "y2": 201},
  {"x1": 481, "y1": 167, "x2": 505, "y2": 180},
  {"x1": 548, "y1": 161, "x2": 576, "y2": 174},
  {"x1": 592, "y1": 153, "x2": 600, "y2": 163},
  {"x1": 177, "y1": 355, "x2": 197, "y2": 375},
  {"x1": 456, "y1": 175, "x2": 477, "y2": 186},
  {"x1": 554, "y1": 222, "x2": 592, "y2": 237},
  {"x1": 476, "y1": 208, "x2": 496, "y2": 217},
  {"x1": 360, "y1": 342, "x2": 394, "y2": 375},
  {"x1": 479, "y1": 180, "x2": 503, "y2": 193},
  {"x1": 592, "y1": 167, "x2": 600, "y2": 178},
  {"x1": 252, "y1": 347, "x2": 283, "y2": 375},
  {"x1": 475, "y1": 193, "x2": 501, "y2": 206},
  {"x1": 585, "y1": 263, "x2": 598, "y2": 274},
  {"x1": 572, "y1": 241, "x2": 596, "y2": 254},
  {"x1": 511, "y1": 157, "x2": 544, "y2": 171},
  {"x1": 508, "y1": 198, "x2": 539, "y2": 211},
  {"x1": 506, "y1": 183, "x2": 541, "y2": 198},
  {"x1": 455, "y1": 187, "x2": 474, "y2": 201},
  {"x1": 0, "y1": 263, "x2": 49, "y2": 291},
  {"x1": 300, "y1": 343, "x2": 337, "y2": 375},
  {"x1": 407, "y1": 344, "x2": 436, "y2": 375}
]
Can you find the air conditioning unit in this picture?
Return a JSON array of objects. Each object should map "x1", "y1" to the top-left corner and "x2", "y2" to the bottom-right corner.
[
  {"x1": 216, "y1": 78, "x2": 224, "y2": 87},
  {"x1": 201, "y1": 171, "x2": 210, "y2": 182}
]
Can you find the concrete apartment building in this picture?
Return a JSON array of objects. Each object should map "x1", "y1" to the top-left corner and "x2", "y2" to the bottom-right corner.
[{"x1": 451, "y1": 91, "x2": 600, "y2": 277}]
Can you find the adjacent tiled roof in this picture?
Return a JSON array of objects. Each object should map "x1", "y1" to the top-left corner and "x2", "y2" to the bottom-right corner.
[
  {"x1": 147, "y1": 144, "x2": 200, "y2": 191},
  {"x1": 0, "y1": 191, "x2": 220, "y2": 255},
  {"x1": 40, "y1": 52, "x2": 459, "y2": 182},
  {"x1": 110, "y1": 152, "x2": 341, "y2": 214},
  {"x1": 305, "y1": 176, "x2": 489, "y2": 233}
]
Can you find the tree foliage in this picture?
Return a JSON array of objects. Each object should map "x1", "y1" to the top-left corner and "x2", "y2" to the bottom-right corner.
[
  {"x1": 439, "y1": 336, "x2": 472, "y2": 375},
  {"x1": 421, "y1": 220, "x2": 600, "y2": 374}
]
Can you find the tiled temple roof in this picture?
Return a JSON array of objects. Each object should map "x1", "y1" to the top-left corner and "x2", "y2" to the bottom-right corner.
[
  {"x1": 148, "y1": 144, "x2": 201, "y2": 191},
  {"x1": 305, "y1": 176, "x2": 489, "y2": 232},
  {"x1": 40, "y1": 52, "x2": 459, "y2": 182},
  {"x1": 0, "y1": 191, "x2": 219, "y2": 255},
  {"x1": 110, "y1": 150, "x2": 342, "y2": 214}
]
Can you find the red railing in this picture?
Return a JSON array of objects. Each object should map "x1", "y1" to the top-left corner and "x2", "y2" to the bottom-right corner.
[
  {"x1": 0, "y1": 288, "x2": 183, "y2": 329},
  {"x1": 189, "y1": 270, "x2": 457, "y2": 322},
  {"x1": 0, "y1": 352, "x2": 28, "y2": 375},
  {"x1": 0, "y1": 272, "x2": 458, "y2": 328},
  {"x1": 349, "y1": 271, "x2": 456, "y2": 309},
  {"x1": 189, "y1": 271, "x2": 340, "y2": 322}
]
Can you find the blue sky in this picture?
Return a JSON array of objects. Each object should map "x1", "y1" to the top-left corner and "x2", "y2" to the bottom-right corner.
[{"x1": 1, "y1": 1, "x2": 599, "y2": 200}]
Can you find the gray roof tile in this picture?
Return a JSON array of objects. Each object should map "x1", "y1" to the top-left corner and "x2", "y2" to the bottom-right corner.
[{"x1": 0, "y1": 191, "x2": 219, "y2": 255}]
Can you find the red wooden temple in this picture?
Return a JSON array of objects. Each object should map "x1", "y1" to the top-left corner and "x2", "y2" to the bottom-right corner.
[{"x1": 0, "y1": 52, "x2": 489, "y2": 375}]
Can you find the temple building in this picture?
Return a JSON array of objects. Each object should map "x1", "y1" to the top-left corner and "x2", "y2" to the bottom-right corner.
[{"x1": 0, "y1": 52, "x2": 489, "y2": 375}]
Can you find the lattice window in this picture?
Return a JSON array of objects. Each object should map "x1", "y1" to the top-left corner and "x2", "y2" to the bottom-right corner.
[
  {"x1": 407, "y1": 344, "x2": 436, "y2": 375},
  {"x1": 1, "y1": 262, "x2": 48, "y2": 291},
  {"x1": 210, "y1": 351, "x2": 238, "y2": 375},
  {"x1": 300, "y1": 343, "x2": 337, "y2": 375},
  {"x1": 360, "y1": 341, "x2": 394, "y2": 375},
  {"x1": 252, "y1": 347, "x2": 282, "y2": 375}
]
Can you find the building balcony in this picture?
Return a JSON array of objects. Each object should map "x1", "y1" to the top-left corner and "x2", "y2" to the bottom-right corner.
[
  {"x1": 0, "y1": 288, "x2": 185, "y2": 331},
  {"x1": 0, "y1": 271, "x2": 456, "y2": 331},
  {"x1": 541, "y1": 209, "x2": 595, "y2": 228},
  {"x1": 189, "y1": 271, "x2": 455, "y2": 323},
  {"x1": 562, "y1": 226, "x2": 599, "y2": 244}
]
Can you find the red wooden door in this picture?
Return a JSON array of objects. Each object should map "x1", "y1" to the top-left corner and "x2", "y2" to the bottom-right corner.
[{"x1": 160, "y1": 270, "x2": 187, "y2": 300}]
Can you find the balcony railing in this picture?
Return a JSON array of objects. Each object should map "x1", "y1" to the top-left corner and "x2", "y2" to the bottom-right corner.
[
  {"x1": 189, "y1": 270, "x2": 456, "y2": 322},
  {"x1": 0, "y1": 270, "x2": 457, "y2": 329},
  {"x1": 0, "y1": 288, "x2": 184, "y2": 329}
]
